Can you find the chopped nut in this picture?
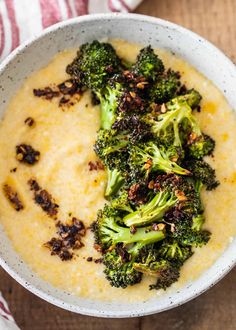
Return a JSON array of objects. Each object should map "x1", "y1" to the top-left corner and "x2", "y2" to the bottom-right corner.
[
  {"x1": 137, "y1": 81, "x2": 148, "y2": 89},
  {"x1": 188, "y1": 132, "x2": 198, "y2": 144},
  {"x1": 170, "y1": 156, "x2": 178, "y2": 162},
  {"x1": 144, "y1": 159, "x2": 152, "y2": 170},
  {"x1": 129, "y1": 91, "x2": 136, "y2": 98},
  {"x1": 161, "y1": 104, "x2": 167, "y2": 113},
  {"x1": 175, "y1": 190, "x2": 187, "y2": 201},
  {"x1": 148, "y1": 180, "x2": 154, "y2": 189},
  {"x1": 152, "y1": 223, "x2": 166, "y2": 231}
]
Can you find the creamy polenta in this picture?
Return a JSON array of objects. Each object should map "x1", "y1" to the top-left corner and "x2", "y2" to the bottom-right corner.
[{"x1": 0, "y1": 40, "x2": 236, "y2": 302}]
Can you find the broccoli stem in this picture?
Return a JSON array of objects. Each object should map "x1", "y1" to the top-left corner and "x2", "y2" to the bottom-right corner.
[
  {"x1": 106, "y1": 219, "x2": 166, "y2": 244},
  {"x1": 97, "y1": 84, "x2": 122, "y2": 130},
  {"x1": 123, "y1": 191, "x2": 177, "y2": 227},
  {"x1": 105, "y1": 168, "x2": 124, "y2": 198},
  {"x1": 98, "y1": 89, "x2": 117, "y2": 130}
]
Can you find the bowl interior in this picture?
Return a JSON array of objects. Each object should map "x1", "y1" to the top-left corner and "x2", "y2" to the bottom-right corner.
[{"x1": 0, "y1": 14, "x2": 236, "y2": 317}]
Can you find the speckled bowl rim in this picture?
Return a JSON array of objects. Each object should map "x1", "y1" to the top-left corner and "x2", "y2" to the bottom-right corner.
[{"x1": 0, "y1": 13, "x2": 236, "y2": 318}]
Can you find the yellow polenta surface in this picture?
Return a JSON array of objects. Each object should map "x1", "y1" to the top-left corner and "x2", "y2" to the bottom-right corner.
[{"x1": 0, "y1": 39, "x2": 236, "y2": 302}]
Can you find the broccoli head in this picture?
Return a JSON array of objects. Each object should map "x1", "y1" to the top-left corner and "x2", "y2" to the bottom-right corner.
[
  {"x1": 187, "y1": 133, "x2": 215, "y2": 159},
  {"x1": 103, "y1": 248, "x2": 142, "y2": 288},
  {"x1": 171, "y1": 217, "x2": 210, "y2": 247},
  {"x1": 66, "y1": 40, "x2": 121, "y2": 91},
  {"x1": 129, "y1": 141, "x2": 190, "y2": 176},
  {"x1": 132, "y1": 46, "x2": 164, "y2": 80},
  {"x1": 149, "y1": 70, "x2": 180, "y2": 104},
  {"x1": 146, "y1": 90, "x2": 202, "y2": 145},
  {"x1": 94, "y1": 129, "x2": 129, "y2": 169},
  {"x1": 177, "y1": 89, "x2": 202, "y2": 108},
  {"x1": 133, "y1": 246, "x2": 181, "y2": 291},
  {"x1": 185, "y1": 159, "x2": 219, "y2": 190},
  {"x1": 112, "y1": 114, "x2": 152, "y2": 144},
  {"x1": 110, "y1": 189, "x2": 133, "y2": 213},
  {"x1": 158, "y1": 240, "x2": 193, "y2": 265}
]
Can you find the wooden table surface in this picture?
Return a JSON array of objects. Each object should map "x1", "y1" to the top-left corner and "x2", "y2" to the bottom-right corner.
[{"x1": 1, "y1": 0, "x2": 236, "y2": 329}]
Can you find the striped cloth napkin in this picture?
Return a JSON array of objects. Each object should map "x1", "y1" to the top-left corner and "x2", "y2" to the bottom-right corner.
[{"x1": 0, "y1": 1, "x2": 143, "y2": 329}]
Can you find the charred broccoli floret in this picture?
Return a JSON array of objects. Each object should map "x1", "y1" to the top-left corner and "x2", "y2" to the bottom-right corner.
[
  {"x1": 177, "y1": 89, "x2": 202, "y2": 108},
  {"x1": 103, "y1": 248, "x2": 142, "y2": 288},
  {"x1": 129, "y1": 141, "x2": 190, "y2": 176},
  {"x1": 149, "y1": 70, "x2": 180, "y2": 104},
  {"x1": 187, "y1": 133, "x2": 215, "y2": 159},
  {"x1": 123, "y1": 190, "x2": 177, "y2": 227},
  {"x1": 66, "y1": 40, "x2": 121, "y2": 91},
  {"x1": 145, "y1": 90, "x2": 202, "y2": 147},
  {"x1": 158, "y1": 240, "x2": 193, "y2": 265},
  {"x1": 132, "y1": 46, "x2": 164, "y2": 80},
  {"x1": 105, "y1": 168, "x2": 125, "y2": 198},
  {"x1": 110, "y1": 189, "x2": 133, "y2": 213},
  {"x1": 172, "y1": 217, "x2": 210, "y2": 247},
  {"x1": 185, "y1": 159, "x2": 219, "y2": 190},
  {"x1": 112, "y1": 114, "x2": 152, "y2": 144},
  {"x1": 94, "y1": 129, "x2": 129, "y2": 169},
  {"x1": 93, "y1": 205, "x2": 166, "y2": 289}
]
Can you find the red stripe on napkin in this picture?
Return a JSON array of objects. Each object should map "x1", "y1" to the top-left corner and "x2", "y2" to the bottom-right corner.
[
  {"x1": 74, "y1": 0, "x2": 88, "y2": 15},
  {"x1": 65, "y1": 0, "x2": 73, "y2": 18},
  {"x1": 5, "y1": 0, "x2": 20, "y2": 51},
  {"x1": 40, "y1": 0, "x2": 62, "y2": 28}
]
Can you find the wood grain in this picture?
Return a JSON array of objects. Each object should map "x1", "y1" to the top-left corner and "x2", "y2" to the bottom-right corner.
[{"x1": 1, "y1": 0, "x2": 236, "y2": 329}]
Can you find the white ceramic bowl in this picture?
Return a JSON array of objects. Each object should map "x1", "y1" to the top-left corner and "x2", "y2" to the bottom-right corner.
[{"x1": 0, "y1": 13, "x2": 236, "y2": 318}]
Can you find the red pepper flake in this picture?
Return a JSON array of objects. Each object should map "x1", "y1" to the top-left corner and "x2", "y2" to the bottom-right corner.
[
  {"x1": 94, "y1": 243, "x2": 103, "y2": 253},
  {"x1": 88, "y1": 160, "x2": 105, "y2": 171}
]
